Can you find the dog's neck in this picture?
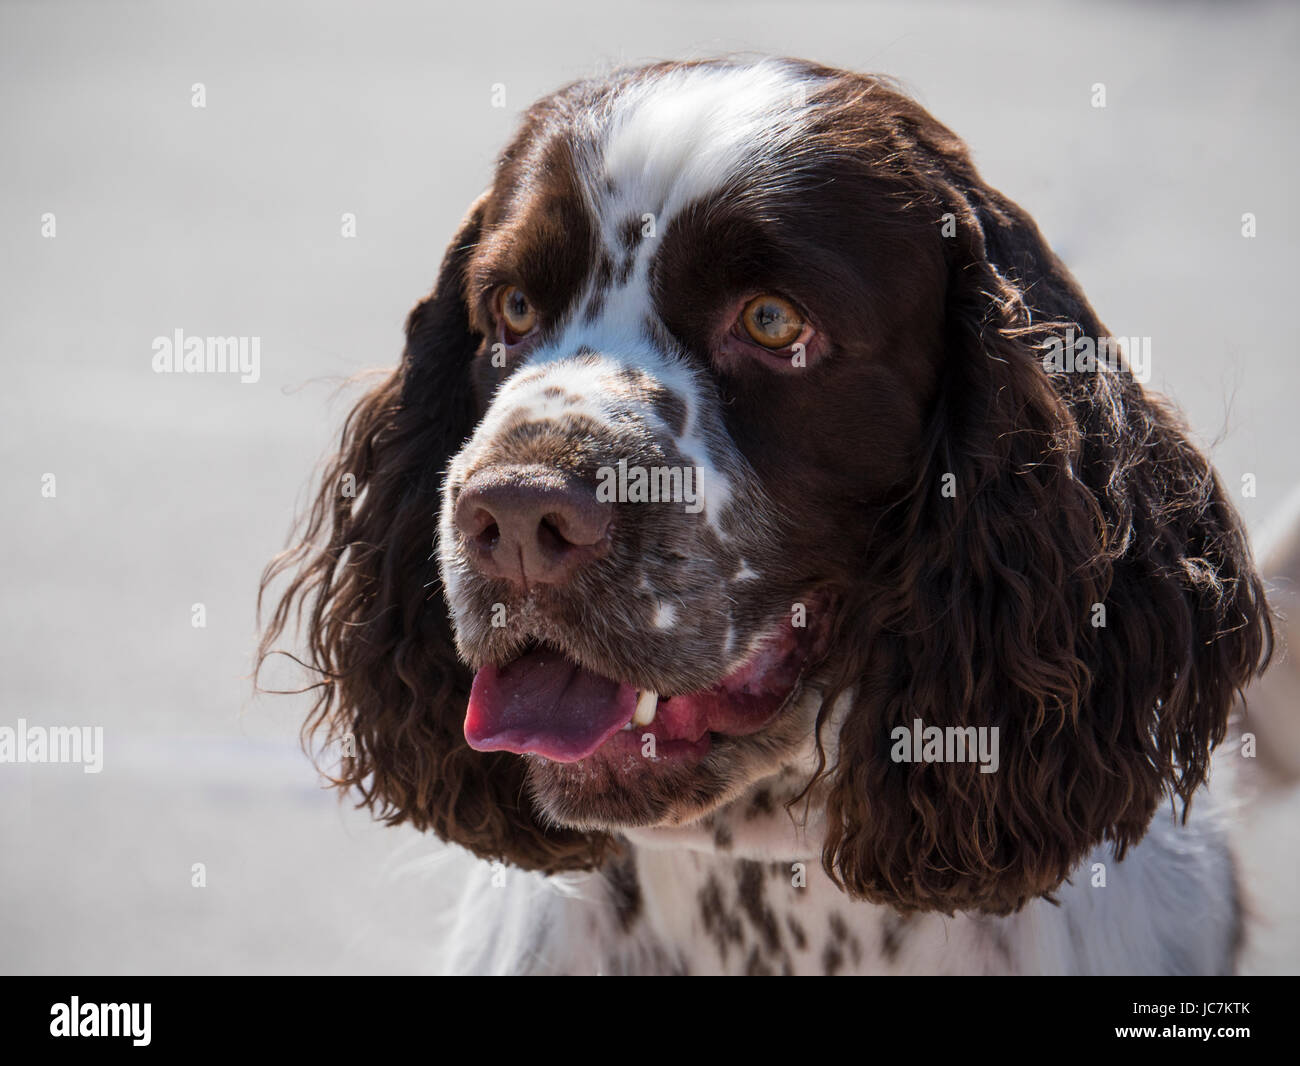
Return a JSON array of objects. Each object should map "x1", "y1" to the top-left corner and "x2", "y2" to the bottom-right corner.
[
  {"x1": 623, "y1": 766, "x2": 823, "y2": 861},
  {"x1": 615, "y1": 772, "x2": 874, "y2": 975},
  {"x1": 612, "y1": 772, "x2": 1020, "y2": 976},
  {"x1": 600, "y1": 771, "x2": 1240, "y2": 975},
  {"x1": 442, "y1": 770, "x2": 1237, "y2": 975}
]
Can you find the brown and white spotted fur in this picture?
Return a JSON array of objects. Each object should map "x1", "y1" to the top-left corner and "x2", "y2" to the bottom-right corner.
[
  {"x1": 261, "y1": 57, "x2": 1273, "y2": 975},
  {"x1": 441, "y1": 736, "x2": 1243, "y2": 975}
]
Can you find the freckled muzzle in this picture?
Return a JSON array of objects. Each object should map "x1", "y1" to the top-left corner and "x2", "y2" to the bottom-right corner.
[{"x1": 437, "y1": 349, "x2": 801, "y2": 768}]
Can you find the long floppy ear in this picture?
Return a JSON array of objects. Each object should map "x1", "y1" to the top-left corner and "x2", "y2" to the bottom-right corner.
[
  {"x1": 820, "y1": 167, "x2": 1273, "y2": 915},
  {"x1": 258, "y1": 197, "x2": 608, "y2": 874}
]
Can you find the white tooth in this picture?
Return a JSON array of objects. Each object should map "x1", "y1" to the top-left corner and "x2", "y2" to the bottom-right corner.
[{"x1": 632, "y1": 689, "x2": 659, "y2": 727}]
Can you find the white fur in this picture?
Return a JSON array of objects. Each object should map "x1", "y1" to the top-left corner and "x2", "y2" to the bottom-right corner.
[
  {"x1": 437, "y1": 785, "x2": 1240, "y2": 976},
  {"x1": 598, "y1": 60, "x2": 812, "y2": 242}
]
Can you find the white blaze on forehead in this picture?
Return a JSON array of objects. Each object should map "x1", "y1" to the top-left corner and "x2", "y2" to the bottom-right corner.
[{"x1": 598, "y1": 60, "x2": 812, "y2": 229}]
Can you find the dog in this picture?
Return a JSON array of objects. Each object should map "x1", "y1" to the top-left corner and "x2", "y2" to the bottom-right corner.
[{"x1": 260, "y1": 57, "x2": 1275, "y2": 974}]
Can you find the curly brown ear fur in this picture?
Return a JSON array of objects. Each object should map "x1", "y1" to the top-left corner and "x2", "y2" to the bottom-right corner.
[
  {"x1": 258, "y1": 199, "x2": 609, "y2": 874},
  {"x1": 819, "y1": 125, "x2": 1273, "y2": 915}
]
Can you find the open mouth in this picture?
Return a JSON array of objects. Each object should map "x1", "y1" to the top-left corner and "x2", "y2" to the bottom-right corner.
[{"x1": 463, "y1": 621, "x2": 815, "y2": 765}]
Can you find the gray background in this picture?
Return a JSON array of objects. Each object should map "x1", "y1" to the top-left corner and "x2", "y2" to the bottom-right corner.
[{"x1": 1, "y1": 0, "x2": 1297, "y2": 973}]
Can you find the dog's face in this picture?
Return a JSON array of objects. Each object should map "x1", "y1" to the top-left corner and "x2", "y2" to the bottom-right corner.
[
  {"x1": 438, "y1": 61, "x2": 945, "y2": 829},
  {"x1": 262, "y1": 57, "x2": 1270, "y2": 914}
]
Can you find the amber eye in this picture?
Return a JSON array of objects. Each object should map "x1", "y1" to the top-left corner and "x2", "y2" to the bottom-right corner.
[
  {"x1": 498, "y1": 285, "x2": 538, "y2": 339},
  {"x1": 740, "y1": 294, "x2": 804, "y2": 349}
]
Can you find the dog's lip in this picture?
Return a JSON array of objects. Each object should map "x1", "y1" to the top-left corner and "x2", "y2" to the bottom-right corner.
[{"x1": 463, "y1": 620, "x2": 817, "y2": 765}]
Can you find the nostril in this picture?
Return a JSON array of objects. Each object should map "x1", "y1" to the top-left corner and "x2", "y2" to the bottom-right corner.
[
  {"x1": 544, "y1": 504, "x2": 610, "y2": 549},
  {"x1": 536, "y1": 514, "x2": 572, "y2": 556},
  {"x1": 473, "y1": 518, "x2": 500, "y2": 553},
  {"x1": 459, "y1": 505, "x2": 501, "y2": 549}
]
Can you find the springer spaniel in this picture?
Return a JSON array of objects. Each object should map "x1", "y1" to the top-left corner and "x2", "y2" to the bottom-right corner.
[{"x1": 261, "y1": 57, "x2": 1274, "y2": 975}]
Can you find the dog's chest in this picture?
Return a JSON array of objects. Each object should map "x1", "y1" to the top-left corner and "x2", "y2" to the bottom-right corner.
[
  {"x1": 602, "y1": 846, "x2": 1023, "y2": 976},
  {"x1": 441, "y1": 788, "x2": 1239, "y2": 976}
]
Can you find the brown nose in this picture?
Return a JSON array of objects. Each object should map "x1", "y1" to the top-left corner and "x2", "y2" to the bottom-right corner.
[{"x1": 454, "y1": 467, "x2": 613, "y2": 586}]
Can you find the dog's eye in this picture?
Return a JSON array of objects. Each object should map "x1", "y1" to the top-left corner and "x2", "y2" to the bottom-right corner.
[
  {"x1": 498, "y1": 286, "x2": 538, "y2": 340},
  {"x1": 740, "y1": 294, "x2": 804, "y2": 350}
]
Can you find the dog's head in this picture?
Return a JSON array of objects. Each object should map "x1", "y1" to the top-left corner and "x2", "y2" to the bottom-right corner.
[{"x1": 261, "y1": 58, "x2": 1271, "y2": 914}]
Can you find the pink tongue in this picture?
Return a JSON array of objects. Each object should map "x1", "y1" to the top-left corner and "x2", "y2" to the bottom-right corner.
[{"x1": 464, "y1": 648, "x2": 637, "y2": 763}]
